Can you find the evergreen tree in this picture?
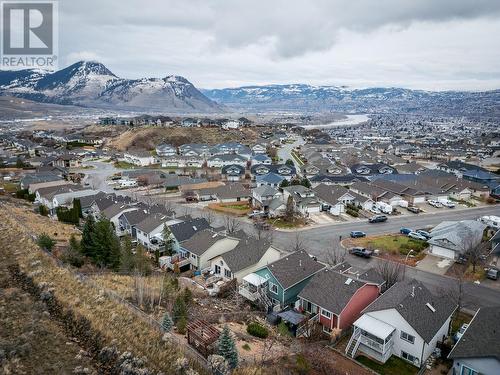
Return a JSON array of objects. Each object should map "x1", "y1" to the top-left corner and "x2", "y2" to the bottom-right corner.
[
  {"x1": 300, "y1": 177, "x2": 311, "y2": 188},
  {"x1": 183, "y1": 287, "x2": 193, "y2": 306},
  {"x1": 172, "y1": 295, "x2": 187, "y2": 324},
  {"x1": 162, "y1": 224, "x2": 175, "y2": 256},
  {"x1": 73, "y1": 198, "x2": 83, "y2": 218},
  {"x1": 81, "y1": 216, "x2": 96, "y2": 258},
  {"x1": 63, "y1": 234, "x2": 84, "y2": 267},
  {"x1": 161, "y1": 312, "x2": 174, "y2": 332},
  {"x1": 119, "y1": 236, "x2": 135, "y2": 273},
  {"x1": 91, "y1": 218, "x2": 121, "y2": 270},
  {"x1": 217, "y1": 325, "x2": 238, "y2": 369},
  {"x1": 279, "y1": 179, "x2": 289, "y2": 188},
  {"x1": 37, "y1": 233, "x2": 56, "y2": 252},
  {"x1": 285, "y1": 159, "x2": 294, "y2": 166}
]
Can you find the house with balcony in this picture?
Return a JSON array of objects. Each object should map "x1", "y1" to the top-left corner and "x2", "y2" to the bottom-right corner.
[
  {"x1": 135, "y1": 213, "x2": 180, "y2": 252},
  {"x1": 346, "y1": 280, "x2": 456, "y2": 368},
  {"x1": 282, "y1": 185, "x2": 321, "y2": 215},
  {"x1": 297, "y1": 267, "x2": 384, "y2": 336},
  {"x1": 240, "y1": 250, "x2": 325, "y2": 311},
  {"x1": 179, "y1": 229, "x2": 239, "y2": 271},
  {"x1": 209, "y1": 237, "x2": 281, "y2": 282}
]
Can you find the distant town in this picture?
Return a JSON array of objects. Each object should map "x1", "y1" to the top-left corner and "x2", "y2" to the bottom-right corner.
[{"x1": 1, "y1": 111, "x2": 499, "y2": 375}]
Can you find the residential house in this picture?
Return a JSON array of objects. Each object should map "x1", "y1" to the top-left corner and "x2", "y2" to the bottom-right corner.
[
  {"x1": 283, "y1": 185, "x2": 321, "y2": 215},
  {"x1": 251, "y1": 164, "x2": 296, "y2": 181},
  {"x1": 179, "y1": 230, "x2": 239, "y2": 271},
  {"x1": 195, "y1": 183, "x2": 251, "y2": 203},
  {"x1": 350, "y1": 163, "x2": 397, "y2": 176},
  {"x1": 102, "y1": 203, "x2": 139, "y2": 236},
  {"x1": 252, "y1": 185, "x2": 281, "y2": 210},
  {"x1": 20, "y1": 173, "x2": 64, "y2": 190},
  {"x1": 256, "y1": 173, "x2": 285, "y2": 188},
  {"x1": 52, "y1": 189, "x2": 101, "y2": 211},
  {"x1": 124, "y1": 150, "x2": 158, "y2": 166},
  {"x1": 52, "y1": 154, "x2": 82, "y2": 169},
  {"x1": 448, "y1": 306, "x2": 500, "y2": 375},
  {"x1": 437, "y1": 160, "x2": 486, "y2": 178},
  {"x1": 251, "y1": 143, "x2": 268, "y2": 154},
  {"x1": 221, "y1": 164, "x2": 246, "y2": 181},
  {"x1": 251, "y1": 153, "x2": 272, "y2": 165},
  {"x1": 207, "y1": 154, "x2": 248, "y2": 168},
  {"x1": 297, "y1": 268, "x2": 383, "y2": 335},
  {"x1": 243, "y1": 250, "x2": 325, "y2": 310},
  {"x1": 135, "y1": 213, "x2": 180, "y2": 252},
  {"x1": 34, "y1": 184, "x2": 84, "y2": 214},
  {"x1": 209, "y1": 237, "x2": 281, "y2": 282},
  {"x1": 313, "y1": 184, "x2": 373, "y2": 215},
  {"x1": 117, "y1": 209, "x2": 149, "y2": 238},
  {"x1": 155, "y1": 143, "x2": 177, "y2": 157},
  {"x1": 26, "y1": 179, "x2": 68, "y2": 194},
  {"x1": 168, "y1": 217, "x2": 211, "y2": 253},
  {"x1": 309, "y1": 174, "x2": 366, "y2": 187},
  {"x1": 161, "y1": 155, "x2": 204, "y2": 168},
  {"x1": 347, "y1": 280, "x2": 456, "y2": 367},
  {"x1": 428, "y1": 220, "x2": 487, "y2": 260}
]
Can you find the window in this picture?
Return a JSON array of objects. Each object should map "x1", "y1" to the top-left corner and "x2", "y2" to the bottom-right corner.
[
  {"x1": 460, "y1": 365, "x2": 478, "y2": 375},
  {"x1": 400, "y1": 331, "x2": 415, "y2": 344},
  {"x1": 214, "y1": 265, "x2": 221, "y2": 274},
  {"x1": 321, "y1": 309, "x2": 332, "y2": 319},
  {"x1": 322, "y1": 325, "x2": 332, "y2": 333},
  {"x1": 269, "y1": 282, "x2": 278, "y2": 294},
  {"x1": 224, "y1": 269, "x2": 232, "y2": 278},
  {"x1": 401, "y1": 351, "x2": 418, "y2": 364}
]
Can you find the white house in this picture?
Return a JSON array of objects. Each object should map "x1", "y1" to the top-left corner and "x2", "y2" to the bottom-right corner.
[
  {"x1": 124, "y1": 151, "x2": 158, "y2": 166},
  {"x1": 209, "y1": 238, "x2": 282, "y2": 282},
  {"x1": 135, "y1": 214, "x2": 181, "y2": 251},
  {"x1": 52, "y1": 189, "x2": 101, "y2": 211},
  {"x1": 207, "y1": 154, "x2": 248, "y2": 168},
  {"x1": 428, "y1": 220, "x2": 487, "y2": 260},
  {"x1": 155, "y1": 143, "x2": 177, "y2": 157},
  {"x1": 179, "y1": 230, "x2": 239, "y2": 271},
  {"x1": 346, "y1": 280, "x2": 456, "y2": 368}
]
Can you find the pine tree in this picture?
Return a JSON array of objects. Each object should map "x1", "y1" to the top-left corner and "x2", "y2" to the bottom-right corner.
[
  {"x1": 120, "y1": 236, "x2": 135, "y2": 273},
  {"x1": 172, "y1": 295, "x2": 187, "y2": 324},
  {"x1": 91, "y1": 218, "x2": 121, "y2": 270},
  {"x1": 162, "y1": 224, "x2": 175, "y2": 256},
  {"x1": 217, "y1": 325, "x2": 238, "y2": 369},
  {"x1": 81, "y1": 216, "x2": 96, "y2": 258},
  {"x1": 73, "y1": 198, "x2": 83, "y2": 218},
  {"x1": 161, "y1": 312, "x2": 173, "y2": 332}
]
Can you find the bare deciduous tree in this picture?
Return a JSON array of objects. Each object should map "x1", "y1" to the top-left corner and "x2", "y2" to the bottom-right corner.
[
  {"x1": 325, "y1": 239, "x2": 346, "y2": 266},
  {"x1": 291, "y1": 232, "x2": 306, "y2": 253},
  {"x1": 376, "y1": 260, "x2": 403, "y2": 290},
  {"x1": 223, "y1": 215, "x2": 241, "y2": 234},
  {"x1": 202, "y1": 209, "x2": 215, "y2": 225}
]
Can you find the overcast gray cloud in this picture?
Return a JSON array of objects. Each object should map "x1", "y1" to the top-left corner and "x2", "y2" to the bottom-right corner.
[{"x1": 58, "y1": 0, "x2": 500, "y2": 90}]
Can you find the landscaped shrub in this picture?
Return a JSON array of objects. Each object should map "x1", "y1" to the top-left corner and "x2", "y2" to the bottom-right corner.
[
  {"x1": 37, "y1": 233, "x2": 56, "y2": 252},
  {"x1": 346, "y1": 208, "x2": 359, "y2": 217},
  {"x1": 246, "y1": 322, "x2": 269, "y2": 338}
]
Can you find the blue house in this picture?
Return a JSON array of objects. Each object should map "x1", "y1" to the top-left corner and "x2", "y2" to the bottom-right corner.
[{"x1": 252, "y1": 250, "x2": 325, "y2": 309}]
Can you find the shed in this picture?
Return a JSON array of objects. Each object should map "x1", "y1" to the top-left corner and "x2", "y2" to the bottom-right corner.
[{"x1": 186, "y1": 320, "x2": 220, "y2": 358}]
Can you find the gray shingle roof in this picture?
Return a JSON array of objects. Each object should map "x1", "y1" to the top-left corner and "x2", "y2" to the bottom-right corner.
[
  {"x1": 313, "y1": 184, "x2": 354, "y2": 205},
  {"x1": 135, "y1": 213, "x2": 170, "y2": 233},
  {"x1": 266, "y1": 250, "x2": 325, "y2": 290},
  {"x1": 363, "y1": 280, "x2": 456, "y2": 343},
  {"x1": 181, "y1": 229, "x2": 224, "y2": 256},
  {"x1": 221, "y1": 238, "x2": 273, "y2": 273},
  {"x1": 298, "y1": 269, "x2": 373, "y2": 315},
  {"x1": 168, "y1": 218, "x2": 210, "y2": 243},
  {"x1": 448, "y1": 306, "x2": 500, "y2": 360},
  {"x1": 120, "y1": 209, "x2": 149, "y2": 225},
  {"x1": 102, "y1": 203, "x2": 136, "y2": 221},
  {"x1": 429, "y1": 220, "x2": 487, "y2": 254}
]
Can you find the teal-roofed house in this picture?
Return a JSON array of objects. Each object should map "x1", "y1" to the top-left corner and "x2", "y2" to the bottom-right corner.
[{"x1": 239, "y1": 250, "x2": 325, "y2": 311}]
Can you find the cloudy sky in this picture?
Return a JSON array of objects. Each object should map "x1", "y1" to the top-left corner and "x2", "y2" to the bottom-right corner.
[{"x1": 59, "y1": 0, "x2": 500, "y2": 90}]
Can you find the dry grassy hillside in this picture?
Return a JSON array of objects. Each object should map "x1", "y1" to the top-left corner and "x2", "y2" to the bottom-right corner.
[{"x1": 107, "y1": 126, "x2": 265, "y2": 151}]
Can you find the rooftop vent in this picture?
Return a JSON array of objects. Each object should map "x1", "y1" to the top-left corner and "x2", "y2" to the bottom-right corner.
[
  {"x1": 345, "y1": 278, "x2": 353, "y2": 285},
  {"x1": 192, "y1": 226, "x2": 197, "y2": 231},
  {"x1": 426, "y1": 303, "x2": 436, "y2": 313}
]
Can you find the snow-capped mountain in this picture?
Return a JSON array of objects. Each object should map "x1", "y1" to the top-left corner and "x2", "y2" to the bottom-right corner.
[
  {"x1": 203, "y1": 84, "x2": 500, "y2": 117},
  {"x1": 0, "y1": 61, "x2": 221, "y2": 113}
]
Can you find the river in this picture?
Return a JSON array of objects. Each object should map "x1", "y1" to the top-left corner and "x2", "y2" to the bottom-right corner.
[{"x1": 304, "y1": 114, "x2": 370, "y2": 129}]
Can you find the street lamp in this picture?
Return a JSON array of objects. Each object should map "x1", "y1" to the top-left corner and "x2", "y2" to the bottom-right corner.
[{"x1": 403, "y1": 249, "x2": 415, "y2": 280}]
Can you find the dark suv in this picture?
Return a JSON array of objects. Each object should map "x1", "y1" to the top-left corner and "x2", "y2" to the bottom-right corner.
[
  {"x1": 350, "y1": 247, "x2": 374, "y2": 258},
  {"x1": 369, "y1": 215, "x2": 388, "y2": 223}
]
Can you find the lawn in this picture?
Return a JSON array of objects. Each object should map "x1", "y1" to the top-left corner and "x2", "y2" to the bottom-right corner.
[
  {"x1": 353, "y1": 235, "x2": 428, "y2": 255},
  {"x1": 208, "y1": 202, "x2": 251, "y2": 216},
  {"x1": 291, "y1": 151, "x2": 305, "y2": 166},
  {"x1": 114, "y1": 161, "x2": 137, "y2": 169},
  {"x1": 268, "y1": 217, "x2": 306, "y2": 229},
  {"x1": 1, "y1": 182, "x2": 19, "y2": 192},
  {"x1": 357, "y1": 355, "x2": 418, "y2": 375},
  {"x1": 224, "y1": 203, "x2": 250, "y2": 210}
]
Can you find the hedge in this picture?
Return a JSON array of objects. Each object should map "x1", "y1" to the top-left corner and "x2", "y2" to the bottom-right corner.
[{"x1": 246, "y1": 322, "x2": 269, "y2": 338}]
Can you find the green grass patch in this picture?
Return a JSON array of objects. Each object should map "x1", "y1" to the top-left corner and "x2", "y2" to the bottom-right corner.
[
  {"x1": 1, "y1": 182, "x2": 19, "y2": 192},
  {"x1": 242, "y1": 343, "x2": 251, "y2": 351},
  {"x1": 267, "y1": 217, "x2": 305, "y2": 229},
  {"x1": 357, "y1": 355, "x2": 418, "y2": 375},
  {"x1": 113, "y1": 161, "x2": 137, "y2": 169},
  {"x1": 224, "y1": 203, "x2": 250, "y2": 211},
  {"x1": 354, "y1": 235, "x2": 428, "y2": 255}
]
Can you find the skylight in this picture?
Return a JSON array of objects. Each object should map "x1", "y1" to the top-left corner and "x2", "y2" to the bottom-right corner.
[{"x1": 426, "y1": 303, "x2": 436, "y2": 313}]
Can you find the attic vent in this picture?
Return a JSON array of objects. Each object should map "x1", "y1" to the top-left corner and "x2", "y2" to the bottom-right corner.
[
  {"x1": 192, "y1": 226, "x2": 197, "y2": 231},
  {"x1": 345, "y1": 278, "x2": 353, "y2": 285},
  {"x1": 426, "y1": 303, "x2": 436, "y2": 313},
  {"x1": 211, "y1": 233, "x2": 218, "y2": 238}
]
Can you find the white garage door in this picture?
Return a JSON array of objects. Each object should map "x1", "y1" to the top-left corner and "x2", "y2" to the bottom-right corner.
[
  {"x1": 413, "y1": 196, "x2": 426, "y2": 204},
  {"x1": 431, "y1": 245, "x2": 456, "y2": 260}
]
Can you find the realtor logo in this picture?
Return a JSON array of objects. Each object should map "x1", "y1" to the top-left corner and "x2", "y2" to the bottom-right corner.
[{"x1": 1, "y1": 0, "x2": 58, "y2": 69}]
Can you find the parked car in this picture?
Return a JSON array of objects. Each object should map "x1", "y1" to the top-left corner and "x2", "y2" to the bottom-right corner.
[
  {"x1": 349, "y1": 247, "x2": 374, "y2": 258},
  {"x1": 248, "y1": 210, "x2": 265, "y2": 218},
  {"x1": 350, "y1": 231, "x2": 366, "y2": 238},
  {"x1": 454, "y1": 323, "x2": 469, "y2": 341},
  {"x1": 441, "y1": 200, "x2": 456, "y2": 208},
  {"x1": 428, "y1": 200, "x2": 443, "y2": 208},
  {"x1": 369, "y1": 207, "x2": 380, "y2": 214},
  {"x1": 400, "y1": 227, "x2": 413, "y2": 235},
  {"x1": 486, "y1": 268, "x2": 499, "y2": 280},
  {"x1": 416, "y1": 230, "x2": 432, "y2": 239},
  {"x1": 369, "y1": 215, "x2": 388, "y2": 223},
  {"x1": 408, "y1": 231, "x2": 427, "y2": 241},
  {"x1": 407, "y1": 206, "x2": 421, "y2": 214}
]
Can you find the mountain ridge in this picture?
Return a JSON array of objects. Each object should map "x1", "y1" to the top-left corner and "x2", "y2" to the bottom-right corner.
[{"x1": 0, "y1": 61, "x2": 221, "y2": 113}]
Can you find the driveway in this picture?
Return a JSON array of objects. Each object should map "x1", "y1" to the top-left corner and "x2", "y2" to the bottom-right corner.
[
  {"x1": 416, "y1": 254, "x2": 453, "y2": 275},
  {"x1": 309, "y1": 212, "x2": 339, "y2": 225}
]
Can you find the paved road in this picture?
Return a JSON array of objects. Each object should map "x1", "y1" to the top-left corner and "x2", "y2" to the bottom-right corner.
[
  {"x1": 277, "y1": 135, "x2": 305, "y2": 170},
  {"x1": 80, "y1": 160, "x2": 500, "y2": 311}
]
